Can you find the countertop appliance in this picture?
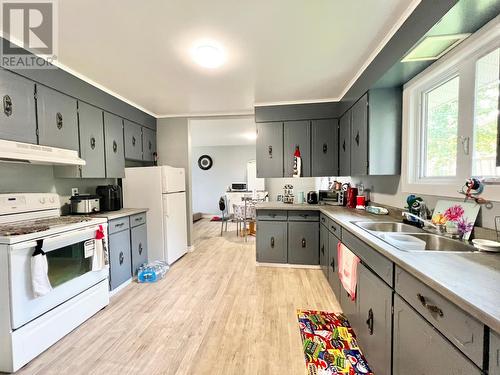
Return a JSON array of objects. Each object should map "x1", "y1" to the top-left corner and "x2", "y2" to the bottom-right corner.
[
  {"x1": 307, "y1": 191, "x2": 318, "y2": 204},
  {"x1": 230, "y1": 182, "x2": 247, "y2": 192},
  {"x1": 347, "y1": 187, "x2": 358, "y2": 208},
  {"x1": 70, "y1": 194, "x2": 100, "y2": 214},
  {"x1": 0, "y1": 193, "x2": 109, "y2": 373},
  {"x1": 319, "y1": 190, "x2": 342, "y2": 206},
  {"x1": 123, "y1": 166, "x2": 188, "y2": 265},
  {"x1": 96, "y1": 185, "x2": 122, "y2": 211}
]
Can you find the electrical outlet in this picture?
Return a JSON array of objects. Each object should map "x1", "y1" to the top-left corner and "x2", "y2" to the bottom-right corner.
[{"x1": 71, "y1": 188, "x2": 79, "y2": 196}]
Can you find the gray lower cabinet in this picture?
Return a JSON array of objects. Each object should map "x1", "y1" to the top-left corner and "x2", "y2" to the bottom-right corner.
[
  {"x1": 356, "y1": 263, "x2": 392, "y2": 375},
  {"x1": 350, "y1": 93, "x2": 368, "y2": 176},
  {"x1": 311, "y1": 119, "x2": 339, "y2": 176},
  {"x1": 319, "y1": 223, "x2": 329, "y2": 278},
  {"x1": 109, "y1": 227, "x2": 132, "y2": 290},
  {"x1": 36, "y1": 85, "x2": 79, "y2": 151},
  {"x1": 103, "y1": 112, "x2": 125, "y2": 178},
  {"x1": 340, "y1": 282, "x2": 358, "y2": 331},
  {"x1": 256, "y1": 122, "x2": 283, "y2": 178},
  {"x1": 142, "y1": 127, "x2": 156, "y2": 162},
  {"x1": 393, "y1": 294, "x2": 482, "y2": 375},
  {"x1": 339, "y1": 110, "x2": 351, "y2": 176},
  {"x1": 284, "y1": 120, "x2": 311, "y2": 177},
  {"x1": 327, "y1": 232, "x2": 341, "y2": 300},
  {"x1": 256, "y1": 220, "x2": 287, "y2": 263},
  {"x1": 491, "y1": 331, "x2": 500, "y2": 375},
  {"x1": 0, "y1": 69, "x2": 37, "y2": 143},
  {"x1": 124, "y1": 120, "x2": 143, "y2": 161},
  {"x1": 287, "y1": 221, "x2": 318, "y2": 265},
  {"x1": 130, "y1": 223, "x2": 148, "y2": 275},
  {"x1": 78, "y1": 102, "x2": 105, "y2": 178}
]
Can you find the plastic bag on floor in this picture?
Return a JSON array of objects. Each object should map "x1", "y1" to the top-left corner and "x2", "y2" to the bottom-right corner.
[{"x1": 137, "y1": 261, "x2": 169, "y2": 283}]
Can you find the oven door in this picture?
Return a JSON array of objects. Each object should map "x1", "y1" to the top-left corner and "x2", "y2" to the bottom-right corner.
[{"x1": 9, "y1": 224, "x2": 109, "y2": 329}]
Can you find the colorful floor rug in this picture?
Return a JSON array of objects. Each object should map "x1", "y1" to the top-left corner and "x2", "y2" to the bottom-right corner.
[{"x1": 297, "y1": 309, "x2": 373, "y2": 375}]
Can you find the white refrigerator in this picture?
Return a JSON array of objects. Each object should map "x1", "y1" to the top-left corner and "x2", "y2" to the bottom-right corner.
[{"x1": 123, "y1": 166, "x2": 188, "y2": 265}]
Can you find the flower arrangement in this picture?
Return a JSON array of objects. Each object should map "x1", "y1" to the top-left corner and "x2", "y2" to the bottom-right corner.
[
  {"x1": 443, "y1": 205, "x2": 465, "y2": 222},
  {"x1": 457, "y1": 217, "x2": 474, "y2": 238}
]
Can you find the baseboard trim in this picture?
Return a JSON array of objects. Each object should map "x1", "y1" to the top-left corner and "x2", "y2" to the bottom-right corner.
[{"x1": 256, "y1": 262, "x2": 321, "y2": 270}]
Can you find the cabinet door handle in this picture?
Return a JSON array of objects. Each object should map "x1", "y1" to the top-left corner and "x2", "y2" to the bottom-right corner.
[
  {"x1": 268, "y1": 145, "x2": 273, "y2": 158},
  {"x1": 330, "y1": 258, "x2": 335, "y2": 271},
  {"x1": 331, "y1": 225, "x2": 336, "y2": 232},
  {"x1": 90, "y1": 136, "x2": 96, "y2": 150},
  {"x1": 355, "y1": 131, "x2": 360, "y2": 146},
  {"x1": 270, "y1": 237, "x2": 275, "y2": 248},
  {"x1": 56, "y1": 112, "x2": 63, "y2": 129},
  {"x1": 3, "y1": 95, "x2": 12, "y2": 116},
  {"x1": 138, "y1": 243, "x2": 143, "y2": 255},
  {"x1": 417, "y1": 293, "x2": 444, "y2": 317},
  {"x1": 321, "y1": 245, "x2": 325, "y2": 255},
  {"x1": 135, "y1": 217, "x2": 143, "y2": 223},
  {"x1": 132, "y1": 136, "x2": 136, "y2": 146},
  {"x1": 115, "y1": 222, "x2": 125, "y2": 228},
  {"x1": 301, "y1": 238, "x2": 306, "y2": 248},
  {"x1": 322, "y1": 143, "x2": 328, "y2": 154},
  {"x1": 149, "y1": 140, "x2": 152, "y2": 150},
  {"x1": 366, "y1": 308, "x2": 374, "y2": 335},
  {"x1": 119, "y1": 251, "x2": 124, "y2": 265},
  {"x1": 321, "y1": 217, "x2": 325, "y2": 223},
  {"x1": 113, "y1": 140, "x2": 118, "y2": 153},
  {"x1": 342, "y1": 140, "x2": 346, "y2": 151}
]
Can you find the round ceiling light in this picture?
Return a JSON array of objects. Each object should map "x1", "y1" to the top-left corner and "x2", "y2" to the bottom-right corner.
[{"x1": 193, "y1": 44, "x2": 225, "y2": 69}]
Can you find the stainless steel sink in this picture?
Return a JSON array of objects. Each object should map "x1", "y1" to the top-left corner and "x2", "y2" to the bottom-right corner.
[
  {"x1": 354, "y1": 221, "x2": 424, "y2": 233},
  {"x1": 400, "y1": 233, "x2": 476, "y2": 252}
]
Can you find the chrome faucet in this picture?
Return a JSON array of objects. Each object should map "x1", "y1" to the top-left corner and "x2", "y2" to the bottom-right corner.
[{"x1": 401, "y1": 211, "x2": 439, "y2": 231}]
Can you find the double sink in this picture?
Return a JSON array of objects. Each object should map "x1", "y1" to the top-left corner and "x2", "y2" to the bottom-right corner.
[{"x1": 354, "y1": 221, "x2": 476, "y2": 252}]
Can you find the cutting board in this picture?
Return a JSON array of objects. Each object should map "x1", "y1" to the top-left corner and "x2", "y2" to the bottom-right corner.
[{"x1": 431, "y1": 200, "x2": 480, "y2": 240}]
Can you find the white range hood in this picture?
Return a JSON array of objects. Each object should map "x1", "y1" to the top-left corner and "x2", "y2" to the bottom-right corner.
[{"x1": 0, "y1": 139, "x2": 86, "y2": 166}]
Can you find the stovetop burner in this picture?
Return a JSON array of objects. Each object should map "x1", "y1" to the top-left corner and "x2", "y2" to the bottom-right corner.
[{"x1": 0, "y1": 216, "x2": 92, "y2": 236}]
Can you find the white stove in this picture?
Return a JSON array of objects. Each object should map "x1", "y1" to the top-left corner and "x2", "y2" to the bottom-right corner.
[{"x1": 0, "y1": 193, "x2": 110, "y2": 373}]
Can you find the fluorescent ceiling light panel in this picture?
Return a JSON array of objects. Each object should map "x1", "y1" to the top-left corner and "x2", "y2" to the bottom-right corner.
[{"x1": 402, "y1": 34, "x2": 471, "y2": 62}]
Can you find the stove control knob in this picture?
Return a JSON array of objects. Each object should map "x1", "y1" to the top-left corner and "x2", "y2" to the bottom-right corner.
[
  {"x1": 39, "y1": 197, "x2": 46, "y2": 204},
  {"x1": 49, "y1": 197, "x2": 55, "y2": 203}
]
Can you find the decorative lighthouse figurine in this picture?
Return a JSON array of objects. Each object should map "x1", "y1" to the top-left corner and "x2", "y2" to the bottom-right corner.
[{"x1": 293, "y1": 146, "x2": 302, "y2": 178}]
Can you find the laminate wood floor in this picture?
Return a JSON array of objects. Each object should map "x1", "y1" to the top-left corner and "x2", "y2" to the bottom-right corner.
[{"x1": 17, "y1": 219, "x2": 340, "y2": 375}]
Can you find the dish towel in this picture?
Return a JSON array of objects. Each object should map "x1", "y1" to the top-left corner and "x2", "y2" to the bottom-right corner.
[
  {"x1": 92, "y1": 225, "x2": 109, "y2": 271},
  {"x1": 31, "y1": 240, "x2": 53, "y2": 298},
  {"x1": 337, "y1": 242, "x2": 360, "y2": 301}
]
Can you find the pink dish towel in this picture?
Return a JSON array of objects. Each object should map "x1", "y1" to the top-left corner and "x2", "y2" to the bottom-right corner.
[{"x1": 337, "y1": 242, "x2": 360, "y2": 301}]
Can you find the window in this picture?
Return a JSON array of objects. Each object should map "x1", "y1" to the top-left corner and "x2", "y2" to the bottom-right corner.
[{"x1": 402, "y1": 19, "x2": 500, "y2": 200}]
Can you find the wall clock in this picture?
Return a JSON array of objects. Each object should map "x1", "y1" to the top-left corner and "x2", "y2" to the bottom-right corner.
[{"x1": 198, "y1": 155, "x2": 213, "y2": 170}]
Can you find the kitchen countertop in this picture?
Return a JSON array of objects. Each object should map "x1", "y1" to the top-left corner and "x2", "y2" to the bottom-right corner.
[
  {"x1": 256, "y1": 202, "x2": 500, "y2": 334},
  {"x1": 92, "y1": 208, "x2": 148, "y2": 220}
]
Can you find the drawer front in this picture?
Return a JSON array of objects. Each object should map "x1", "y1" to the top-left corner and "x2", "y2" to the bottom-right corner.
[
  {"x1": 256, "y1": 210, "x2": 288, "y2": 221},
  {"x1": 491, "y1": 331, "x2": 500, "y2": 375},
  {"x1": 109, "y1": 230, "x2": 132, "y2": 290},
  {"x1": 328, "y1": 219, "x2": 341, "y2": 238},
  {"x1": 287, "y1": 221, "x2": 319, "y2": 265},
  {"x1": 131, "y1": 224, "x2": 148, "y2": 275},
  {"x1": 393, "y1": 295, "x2": 482, "y2": 375},
  {"x1": 288, "y1": 210, "x2": 319, "y2": 222},
  {"x1": 130, "y1": 212, "x2": 147, "y2": 227},
  {"x1": 395, "y1": 266, "x2": 484, "y2": 367},
  {"x1": 320, "y1": 213, "x2": 329, "y2": 227},
  {"x1": 256, "y1": 221, "x2": 287, "y2": 263},
  {"x1": 108, "y1": 217, "x2": 130, "y2": 234},
  {"x1": 342, "y1": 230, "x2": 393, "y2": 286}
]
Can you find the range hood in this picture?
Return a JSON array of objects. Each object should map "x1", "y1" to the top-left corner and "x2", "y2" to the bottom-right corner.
[{"x1": 0, "y1": 139, "x2": 86, "y2": 166}]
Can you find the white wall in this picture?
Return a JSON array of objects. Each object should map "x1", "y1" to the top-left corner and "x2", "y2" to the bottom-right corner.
[
  {"x1": 157, "y1": 117, "x2": 194, "y2": 246},
  {"x1": 192, "y1": 145, "x2": 256, "y2": 214},
  {"x1": 265, "y1": 177, "x2": 320, "y2": 202}
]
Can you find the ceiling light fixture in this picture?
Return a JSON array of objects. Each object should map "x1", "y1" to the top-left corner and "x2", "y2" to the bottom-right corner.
[
  {"x1": 401, "y1": 34, "x2": 471, "y2": 62},
  {"x1": 193, "y1": 43, "x2": 225, "y2": 69}
]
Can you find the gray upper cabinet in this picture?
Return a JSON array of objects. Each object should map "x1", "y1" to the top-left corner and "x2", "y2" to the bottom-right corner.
[
  {"x1": 0, "y1": 69, "x2": 37, "y2": 144},
  {"x1": 311, "y1": 119, "x2": 339, "y2": 176},
  {"x1": 393, "y1": 295, "x2": 482, "y2": 375},
  {"x1": 287, "y1": 221, "x2": 318, "y2": 265},
  {"x1": 78, "y1": 102, "x2": 105, "y2": 178},
  {"x1": 356, "y1": 263, "x2": 392, "y2": 375},
  {"x1": 142, "y1": 127, "x2": 157, "y2": 162},
  {"x1": 124, "y1": 120, "x2": 143, "y2": 161},
  {"x1": 350, "y1": 93, "x2": 368, "y2": 176},
  {"x1": 103, "y1": 112, "x2": 125, "y2": 178},
  {"x1": 339, "y1": 111, "x2": 351, "y2": 176},
  {"x1": 36, "y1": 85, "x2": 79, "y2": 151},
  {"x1": 284, "y1": 121, "x2": 311, "y2": 177},
  {"x1": 491, "y1": 331, "x2": 500, "y2": 375},
  {"x1": 256, "y1": 122, "x2": 283, "y2": 178}
]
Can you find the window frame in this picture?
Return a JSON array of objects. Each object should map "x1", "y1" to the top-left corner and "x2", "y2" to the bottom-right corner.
[{"x1": 402, "y1": 17, "x2": 500, "y2": 201}]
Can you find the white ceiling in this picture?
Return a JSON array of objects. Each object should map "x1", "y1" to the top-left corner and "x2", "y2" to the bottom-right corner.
[
  {"x1": 190, "y1": 117, "x2": 256, "y2": 147},
  {"x1": 57, "y1": 0, "x2": 419, "y2": 117}
]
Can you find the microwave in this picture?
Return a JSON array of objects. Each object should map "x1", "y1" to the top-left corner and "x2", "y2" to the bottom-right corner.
[{"x1": 230, "y1": 182, "x2": 247, "y2": 191}]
